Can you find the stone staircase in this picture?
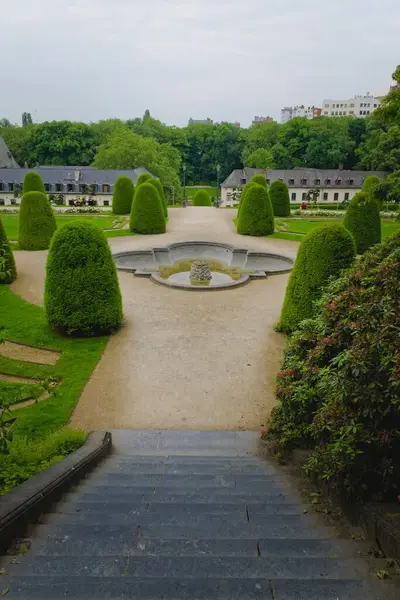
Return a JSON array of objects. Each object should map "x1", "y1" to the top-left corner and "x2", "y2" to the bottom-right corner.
[{"x1": 0, "y1": 431, "x2": 396, "y2": 598}]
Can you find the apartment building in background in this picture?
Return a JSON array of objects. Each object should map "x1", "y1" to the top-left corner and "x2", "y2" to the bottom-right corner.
[
  {"x1": 252, "y1": 116, "x2": 274, "y2": 126},
  {"x1": 281, "y1": 106, "x2": 321, "y2": 123},
  {"x1": 322, "y1": 94, "x2": 382, "y2": 117}
]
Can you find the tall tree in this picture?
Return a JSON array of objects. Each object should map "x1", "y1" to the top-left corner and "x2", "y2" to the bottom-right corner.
[{"x1": 22, "y1": 112, "x2": 33, "y2": 127}]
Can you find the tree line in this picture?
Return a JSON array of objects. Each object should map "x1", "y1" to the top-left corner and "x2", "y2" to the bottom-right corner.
[{"x1": 1, "y1": 65, "x2": 399, "y2": 195}]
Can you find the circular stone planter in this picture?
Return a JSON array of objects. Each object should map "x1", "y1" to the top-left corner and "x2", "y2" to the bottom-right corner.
[{"x1": 113, "y1": 241, "x2": 293, "y2": 291}]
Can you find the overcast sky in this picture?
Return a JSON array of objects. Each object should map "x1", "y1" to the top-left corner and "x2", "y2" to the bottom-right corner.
[{"x1": 1, "y1": 0, "x2": 399, "y2": 127}]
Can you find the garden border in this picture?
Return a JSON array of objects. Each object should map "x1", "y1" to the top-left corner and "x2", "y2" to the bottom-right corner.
[{"x1": 0, "y1": 430, "x2": 111, "y2": 554}]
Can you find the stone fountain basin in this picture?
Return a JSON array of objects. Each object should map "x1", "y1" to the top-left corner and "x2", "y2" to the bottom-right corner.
[{"x1": 113, "y1": 241, "x2": 293, "y2": 290}]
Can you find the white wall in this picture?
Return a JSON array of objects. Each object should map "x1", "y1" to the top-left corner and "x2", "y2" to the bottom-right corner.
[
  {"x1": 322, "y1": 96, "x2": 381, "y2": 118},
  {"x1": 0, "y1": 193, "x2": 113, "y2": 207},
  {"x1": 221, "y1": 186, "x2": 359, "y2": 207}
]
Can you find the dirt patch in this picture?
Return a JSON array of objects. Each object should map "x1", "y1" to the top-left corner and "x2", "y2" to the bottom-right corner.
[
  {"x1": 0, "y1": 341, "x2": 60, "y2": 365},
  {"x1": 0, "y1": 373, "x2": 41, "y2": 385}
]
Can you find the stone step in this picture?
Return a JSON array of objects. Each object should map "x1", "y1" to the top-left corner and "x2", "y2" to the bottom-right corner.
[
  {"x1": 62, "y1": 490, "x2": 295, "y2": 504},
  {"x1": 35, "y1": 519, "x2": 333, "y2": 539},
  {"x1": 53, "y1": 501, "x2": 305, "y2": 517},
  {"x1": 27, "y1": 535, "x2": 358, "y2": 559},
  {"x1": 86, "y1": 472, "x2": 286, "y2": 487},
  {"x1": 5, "y1": 555, "x2": 368, "y2": 579},
  {"x1": 0, "y1": 576, "x2": 383, "y2": 600},
  {"x1": 93, "y1": 464, "x2": 276, "y2": 476}
]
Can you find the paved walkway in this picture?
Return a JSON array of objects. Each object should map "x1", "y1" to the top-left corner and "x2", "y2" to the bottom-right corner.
[{"x1": 12, "y1": 208, "x2": 299, "y2": 431}]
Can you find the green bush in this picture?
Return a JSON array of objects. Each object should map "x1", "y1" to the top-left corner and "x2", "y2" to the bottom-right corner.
[
  {"x1": 251, "y1": 174, "x2": 268, "y2": 187},
  {"x1": 112, "y1": 176, "x2": 134, "y2": 215},
  {"x1": 18, "y1": 191, "x2": 57, "y2": 250},
  {"x1": 266, "y1": 231, "x2": 400, "y2": 501},
  {"x1": 343, "y1": 192, "x2": 381, "y2": 254},
  {"x1": 136, "y1": 173, "x2": 152, "y2": 187},
  {"x1": 22, "y1": 171, "x2": 45, "y2": 194},
  {"x1": 269, "y1": 180, "x2": 290, "y2": 217},
  {"x1": 45, "y1": 222, "x2": 123, "y2": 336},
  {"x1": 148, "y1": 178, "x2": 168, "y2": 218},
  {"x1": 130, "y1": 182, "x2": 166, "y2": 234},
  {"x1": 362, "y1": 175, "x2": 382, "y2": 208},
  {"x1": 237, "y1": 181, "x2": 257, "y2": 219},
  {"x1": 237, "y1": 183, "x2": 274, "y2": 236},
  {"x1": 0, "y1": 217, "x2": 16, "y2": 283},
  {"x1": 277, "y1": 224, "x2": 356, "y2": 333},
  {"x1": 192, "y1": 190, "x2": 212, "y2": 206},
  {"x1": 0, "y1": 428, "x2": 86, "y2": 496}
]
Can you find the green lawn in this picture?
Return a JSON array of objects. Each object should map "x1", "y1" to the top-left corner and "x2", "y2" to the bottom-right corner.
[
  {"x1": 275, "y1": 218, "x2": 400, "y2": 239},
  {"x1": 186, "y1": 186, "x2": 217, "y2": 199},
  {"x1": 1, "y1": 215, "x2": 125, "y2": 240}
]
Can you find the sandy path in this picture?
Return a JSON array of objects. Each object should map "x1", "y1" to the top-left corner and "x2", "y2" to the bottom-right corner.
[{"x1": 12, "y1": 208, "x2": 299, "y2": 431}]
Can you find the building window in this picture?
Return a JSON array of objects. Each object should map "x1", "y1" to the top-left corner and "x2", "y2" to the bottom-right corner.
[
  {"x1": 323, "y1": 192, "x2": 328, "y2": 200},
  {"x1": 8, "y1": 183, "x2": 14, "y2": 192},
  {"x1": 291, "y1": 192, "x2": 296, "y2": 201},
  {"x1": 0, "y1": 199, "x2": 4, "y2": 206},
  {"x1": 301, "y1": 178, "x2": 307, "y2": 185},
  {"x1": 314, "y1": 178, "x2": 320, "y2": 185},
  {"x1": 335, "y1": 178, "x2": 341, "y2": 185},
  {"x1": 11, "y1": 199, "x2": 17, "y2": 205},
  {"x1": 0, "y1": 182, "x2": 3, "y2": 191},
  {"x1": 68, "y1": 199, "x2": 75, "y2": 206},
  {"x1": 374, "y1": 104, "x2": 377, "y2": 108},
  {"x1": 340, "y1": 103, "x2": 343, "y2": 108},
  {"x1": 335, "y1": 111, "x2": 338, "y2": 115},
  {"x1": 324, "y1": 111, "x2": 328, "y2": 115},
  {"x1": 44, "y1": 183, "x2": 51, "y2": 192},
  {"x1": 344, "y1": 193, "x2": 349, "y2": 200},
  {"x1": 367, "y1": 111, "x2": 370, "y2": 115},
  {"x1": 67, "y1": 184, "x2": 75, "y2": 192},
  {"x1": 349, "y1": 111, "x2": 354, "y2": 115},
  {"x1": 325, "y1": 178, "x2": 331, "y2": 185},
  {"x1": 331, "y1": 112, "x2": 334, "y2": 115},
  {"x1": 104, "y1": 200, "x2": 109, "y2": 206},
  {"x1": 348, "y1": 178, "x2": 354, "y2": 185},
  {"x1": 266, "y1": 179, "x2": 270, "y2": 185},
  {"x1": 55, "y1": 183, "x2": 63, "y2": 192},
  {"x1": 334, "y1": 192, "x2": 339, "y2": 201},
  {"x1": 288, "y1": 178, "x2": 295, "y2": 185},
  {"x1": 350, "y1": 103, "x2": 354, "y2": 107},
  {"x1": 324, "y1": 104, "x2": 329, "y2": 108},
  {"x1": 332, "y1": 104, "x2": 335, "y2": 108},
  {"x1": 345, "y1": 104, "x2": 347, "y2": 108},
  {"x1": 302, "y1": 192, "x2": 307, "y2": 200},
  {"x1": 102, "y1": 184, "x2": 110, "y2": 193},
  {"x1": 343, "y1": 111, "x2": 346, "y2": 115}
]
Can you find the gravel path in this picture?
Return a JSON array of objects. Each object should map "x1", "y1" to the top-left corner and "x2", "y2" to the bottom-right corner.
[{"x1": 12, "y1": 208, "x2": 299, "y2": 431}]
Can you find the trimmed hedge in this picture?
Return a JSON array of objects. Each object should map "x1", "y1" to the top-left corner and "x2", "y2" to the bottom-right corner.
[
  {"x1": 18, "y1": 191, "x2": 57, "y2": 250},
  {"x1": 22, "y1": 171, "x2": 46, "y2": 194},
  {"x1": 130, "y1": 182, "x2": 166, "y2": 234},
  {"x1": 112, "y1": 176, "x2": 134, "y2": 215},
  {"x1": 237, "y1": 181, "x2": 257, "y2": 219},
  {"x1": 237, "y1": 183, "x2": 274, "y2": 236},
  {"x1": 44, "y1": 222, "x2": 123, "y2": 336},
  {"x1": 192, "y1": 190, "x2": 212, "y2": 206},
  {"x1": 251, "y1": 174, "x2": 268, "y2": 188},
  {"x1": 148, "y1": 178, "x2": 168, "y2": 218},
  {"x1": 0, "y1": 217, "x2": 17, "y2": 283},
  {"x1": 277, "y1": 224, "x2": 356, "y2": 333},
  {"x1": 343, "y1": 191, "x2": 381, "y2": 254},
  {"x1": 362, "y1": 175, "x2": 382, "y2": 208},
  {"x1": 269, "y1": 180, "x2": 290, "y2": 217},
  {"x1": 136, "y1": 173, "x2": 153, "y2": 187}
]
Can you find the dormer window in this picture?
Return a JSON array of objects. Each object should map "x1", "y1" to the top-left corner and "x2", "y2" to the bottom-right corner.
[
  {"x1": 314, "y1": 178, "x2": 321, "y2": 185},
  {"x1": 348, "y1": 178, "x2": 354, "y2": 186},
  {"x1": 289, "y1": 178, "x2": 295, "y2": 185},
  {"x1": 44, "y1": 183, "x2": 51, "y2": 192},
  {"x1": 325, "y1": 178, "x2": 331, "y2": 185},
  {"x1": 67, "y1": 183, "x2": 75, "y2": 192},
  {"x1": 8, "y1": 182, "x2": 14, "y2": 192},
  {"x1": 55, "y1": 183, "x2": 63, "y2": 192},
  {"x1": 102, "y1": 184, "x2": 110, "y2": 193},
  {"x1": 240, "y1": 177, "x2": 246, "y2": 185},
  {"x1": 301, "y1": 178, "x2": 307, "y2": 185},
  {"x1": 335, "y1": 178, "x2": 341, "y2": 185}
]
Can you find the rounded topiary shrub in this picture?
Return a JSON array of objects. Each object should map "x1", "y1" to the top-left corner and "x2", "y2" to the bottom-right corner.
[
  {"x1": 136, "y1": 173, "x2": 152, "y2": 187},
  {"x1": 192, "y1": 190, "x2": 212, "y2": 206},
  {"x1": 0, "y1": 217, "x2": 17, "y2": 283},
  {"x1": 237, "y1": 183, "x2": 274, "y2": 236},
  {"x1": 112, "y1": 176, "x2": 134, "y2": 215},
  {"x1": 148, "y1": 178, "x2": 168, "y2": 218},
  {"x1": 269, "y1": 180, "x2": 290, "y2": 217},
  {"x1": 22, "y1": 171, "x2": 45, "y2": 194},
  {"x1": 277, "y1": 224, "x2": 356, "y2": 333},
  {"x1": 237, "y1": 181, "x2": 256, "y2": 220},
  {"x1": 45, "y1": 222, "x2": 123, "y2": 336},
  {"x1": 343, "y1": 192, "x2": 381, "y2": 254},
  {"x1": 130, "y1": 182, "x2": 166, "y2": 234},
  {"x1": 251, "y1": 174, "x2": 268, "y2": 188},
  {"x1": 362, "y1": 175, "x2": 382, "y2": 208},
  {"x1": 18, "y1": 191, "x2": 57, "y2": 250}
]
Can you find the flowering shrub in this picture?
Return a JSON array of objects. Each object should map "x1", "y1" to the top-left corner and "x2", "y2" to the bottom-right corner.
[
  {"x1": 291, "y1": 209, "x2": 398, "y2": 219},
  {"x1": 267, "y1": 231, "x2": 400, "y2": 500}
]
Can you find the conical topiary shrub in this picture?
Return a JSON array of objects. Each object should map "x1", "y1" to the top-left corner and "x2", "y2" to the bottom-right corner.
[
  {"x1": 45, "y1": 222, "x2": 123, "y2": 336},
  {"x1": 18, "y1": 191, "x2": 57, "y2": 250},
  {"x1": 237, "y1": 181, "x2": 257, "y2": 220},
  {"x1": 237, "y1": 183, "x2": 274, "y2": 236},
  {"x1": 362, "y1": 175, "x2": 382, "y2": 208},
  {"x1": 277, "y1": 224, "x2": 356, "y2": 333},
  {"x1": 130, "y1": 182, "x2": 166, "y2": 234},
  {"x1": 269, "y1": 180, "x2": 290, "y2": 217},
  {"x1": 112, "y1": 176, "x2": 134, "y2": 215},
  {"x1": 22, "y1": 171, "x2": 45, "y2": 194},
  {"x1": 343, "y1": 192, "x2": 381, "y2": 254},
  {"x1": 136, "y1": 173, "x2": 153, "y2": 187},
  {"x1": 251, "y1": 174, "x2": 268, "y2": 187},
  {"x1": 148, "y1": 178, "x2": 168, "y2": 218},
  {"x1": 192, "y1": 190, "x2": 212, "y2": 206},
  {"x1": 0, "y1": 217, "x2": 17, "y2": 283}
]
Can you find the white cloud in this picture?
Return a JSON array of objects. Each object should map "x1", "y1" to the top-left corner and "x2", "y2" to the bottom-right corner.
[{"x1": 0, "y1": 0, "x2": 399, "y2": 126}]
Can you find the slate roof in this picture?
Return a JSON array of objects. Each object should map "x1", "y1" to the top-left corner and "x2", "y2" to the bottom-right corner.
[
  {"x1": 0, "y1": 166, "x2": 153, "y2": 188},
  {"x1": 221, "y1": 167, "x2": 388, "y2": 189},
  {"x1": 0, "y1": 136, "x2": 19, "y2": 168}
]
